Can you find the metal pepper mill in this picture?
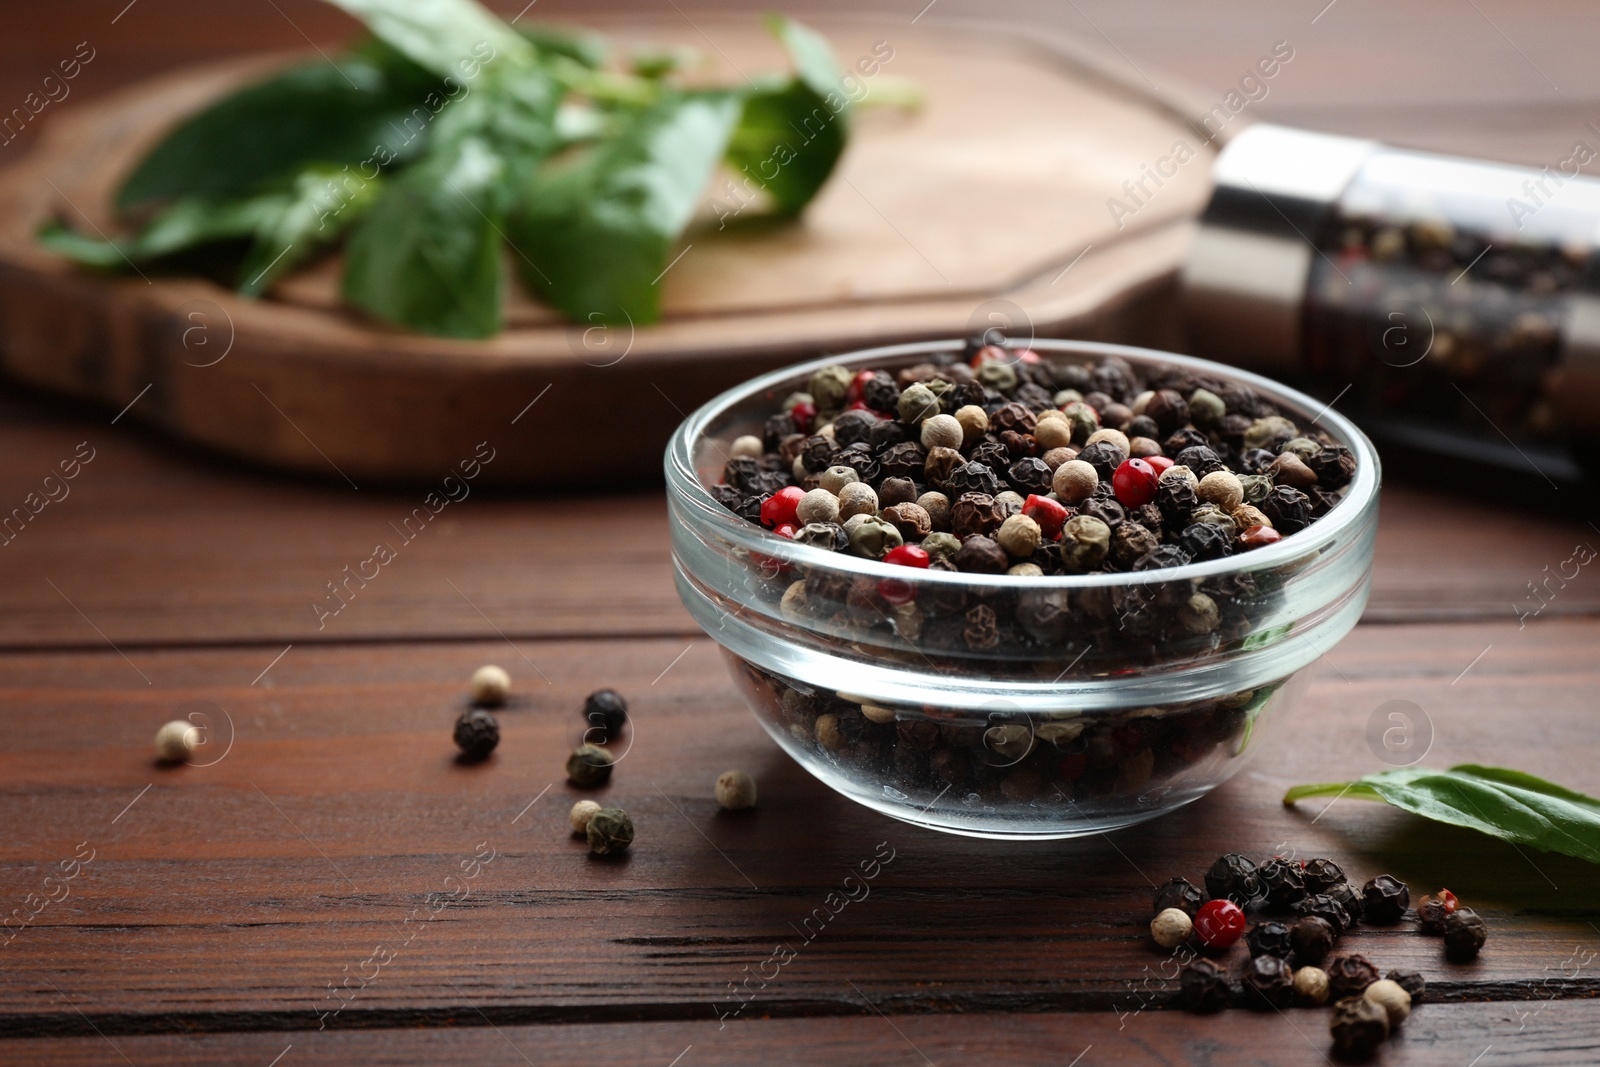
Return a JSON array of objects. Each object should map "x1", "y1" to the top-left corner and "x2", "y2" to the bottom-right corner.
[{"x1": 1182, "y1": 124, "x2": 1600, "y2": 492}]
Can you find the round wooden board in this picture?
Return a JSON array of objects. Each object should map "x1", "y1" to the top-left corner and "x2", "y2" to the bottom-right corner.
[{"x1": 0, "y1": 16, "x2": 1215, "y2": 488}]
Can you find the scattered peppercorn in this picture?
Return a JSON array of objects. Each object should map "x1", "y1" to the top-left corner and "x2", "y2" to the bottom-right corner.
[
  {"x1": 470, "y1": 664, "x2": 511, "y2": 706},
  {"x1": 1385, "y1": 970, "x2": 1425, "y2": 1003},
  {"x1": 1241, "y1": 954, "x2": 1295, "y2": 1010},
  {"x1": 1443, "y1": 907, "x2": 1487, "y2": 961},
  {"x1": 1325, "y1": 953, "x2": 1380, "y2": 1000},
  {"x1": 1153, "y1": 876, "x2": 1205, "y2": 917},
  {"x1": 1330, "y1": 994, "x2": 1389, "y2": 1059},
  {"x1": 154, "y1": 720, "x2": 199, "y2": 763},
  {"x1": 1247, "y1": 921, "x2": 1294, "y2": 960},
  {"x1": 453, "y1": 709, "x2": 499, "y2": 761},
  {"x1": 1194, "y1": 898, "x2": 1247, "y2": 949},
  {"x1": 1293, "y1": 965, "x2": 1330, "y2": 1006},
  {"x1": 1326, "y1": 882, "x2": 1364, "y2": 926},
  {"x1": 1180, "y1": 958, "x2": 1233, "y2": 1013},
  {"x1": 1302, "y1": 858, "x2": 1347, "y2": 895},
  {"x1": 1151, "y1": 907, "x2": 1194, "y2": 949},
  {"x1": 569, "y1": 799, "x2": 601, "y2": 834},
  {"x1": 586, "y1": 807, "x2": 634, "y2": 855},
  {"x1": 1417, "y1": 889, "x2": 1458, "y2": 934},
  {"x1": 1257, "y1": 857, "x2": 1308, "y2": 907},
  {"x1": 714, "y1": 769, "x2": 758, "y2": 810},
  {"x1": 1205, "y1": 853, "x2": 1261, "y2": 906},
  {"x1": 583, "y1": 689, "x2": 629, "y2": 736},
  {"x1": 566, "y1": 743, "x2": 615, "y2": 787},
  {"x1": 1361, "y1": 875, "x2": 1410, "y2": 924},
  {"x1": 1362, "y1": 979, "x2": 1411, "y2": 1027},
  {"x1": 1290, "y1": 916, "x2": 1337, "y2": 966},
  {"x1": 1296, "y1": 894, "x2": 1350, "y2": 935}
]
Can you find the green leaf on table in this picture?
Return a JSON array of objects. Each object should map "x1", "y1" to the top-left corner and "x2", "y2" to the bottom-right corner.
[
  {"x1": 322, "y1": 0, "x2": 533, "y2": 80},
  {"x1": 116, "y1": 44, "x2": 438, "y2": 212},
  {"x1": 507, "y1": 91, "x2": 743, "y2": 325},
  {"x1": 723, "y1": 15, "x2": 848, "y2": 217},
  {"x1": 1283, "y1": 764, "x2": 1600, "y2": 865},
  {"x1": 430, "y1": 63, "x2": 560, "y2": 190},
  {"x1": 341, "y1": 136, "x2": 507, "y2": 338},
  {"x1": 238, "y1": 165, "x2": 379, "y2": 297},
  {"x1": 39, "y1": 194, "x2": 282, "y2": 268}
]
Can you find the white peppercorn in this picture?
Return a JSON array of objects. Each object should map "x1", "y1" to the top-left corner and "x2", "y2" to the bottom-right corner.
[
  {"x1": 1085, "y1": 428, "x2": 1130, "y2": 457},
  {"x1": 1294, "y1": 966, "x2": 1331, "y2": 1006},
  {"x1": 836, "y1": 481, "x2": 878, "y2": 520},
  {"x1": 569, "y1": 799, "x2": 602, "y2": 834},
  {"x1": 920, "y1": 413, "x2": 964, "y2": 451},
  {"x1": 1033, "y1": 417, "x2": 1074, "y2": 450},
  {"x1": 953, "y1": 404, "x2": 989, "y2": 446},
  {"x1": 860, "y1": 703, "x2": 896, "y2": 724},
  {"x1": 780, "y1": 580, "x2": 810, "y2": 620},
  {"x1": 1363, "y1": 979, "x2": 1411, "y2": 1027},
  {"x1": 996, "y1": 513, "x2": 1042, "y2": 558},
  {"x1": 714, "y1": 769, "x2": 758, "y2": 810},
  {"x1": 916, "y1": 491, "x2": 951, "y2": 531},
  {"x1": 1152, "y1": 907, "x2": 1193, "y2": 948},
  {"x1": 1196, "y1": 470, "x2": 1244, "y2": 512},
  {"x1": 470, "y1": 664, "x2": 511, "y2": 706},
  {"x1": 730, "y1": 434, "x2": 764, "y2": 459},
  {"x1": 1008, "y1": 562, "x2": 1044, "y2": 576},
  {"x1": 154, "y1": 720, "x2": 199, "y2": 762},
  {"x1": 1130, "y1": 390, "x2": 1154, "y2": 415},
  {"x1": 796, "y1": 487, "x2": 841, "y2": 525},
  {"x1": 1052, "y1": 459, "x2": 1099, "y2": 503},
  {"x1": 1160, "y1": 463, "x2": 1198, "y2": 490},
  {"x1": 819, "y1": 465, "x2": 860, "y2": 494}
]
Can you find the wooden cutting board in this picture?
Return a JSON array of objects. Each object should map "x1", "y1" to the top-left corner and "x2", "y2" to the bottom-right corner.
[{"x1": 0, "y1": 16, "x2": 1216, "y2": 488}]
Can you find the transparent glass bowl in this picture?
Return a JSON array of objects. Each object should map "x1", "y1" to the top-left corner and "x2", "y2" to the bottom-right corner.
[{"x1": 666, "y1": 340, "x2": 1380, "y2": 839}]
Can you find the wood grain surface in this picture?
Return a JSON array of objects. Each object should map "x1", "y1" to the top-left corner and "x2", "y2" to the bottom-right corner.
[{"x1": 3, "y1": 2, "x2": 1600, "y2": 1065}]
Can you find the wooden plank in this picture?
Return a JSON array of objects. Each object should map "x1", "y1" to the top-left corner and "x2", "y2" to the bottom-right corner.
[
  {"x1": 0, "y1": 620, "x2": 1595, "y2": 1033},
  {"x1": 9, "y1": 1002, "x2": 1598, "y2": 1067},
  {"x1": 0, "y1": 402, "x2": 1593, "y2": 650}
]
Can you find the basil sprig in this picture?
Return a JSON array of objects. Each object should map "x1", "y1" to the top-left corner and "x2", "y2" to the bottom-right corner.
[
  {"x1": 1284, "y1": 764, "x2": 1600, "y2": 865},
  {"x1": 37, "y1": 0, "x2": 856, "y2": 338}
]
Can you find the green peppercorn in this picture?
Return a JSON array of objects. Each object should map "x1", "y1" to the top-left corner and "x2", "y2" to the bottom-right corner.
[
  {"x1": 1188, "y1": 388, "x2": 1226, "y2": 428},
  {"x1": 808, "y1": 365, "x2": 853, "y2": 412},
  {"x1": 921, "y1": 531, "x2": 962, "y2": 561},
  {"x1": 847, "y1": 515, "x2": 903, "y2": 559},
  {"x1": 453, "y1": 709, "x2": 499, "y2": 761},
  {"x1": 898, "y1": 382, "x2": 941, "y2": 424},
  {"x1": 1059, "y1": 515, "x2": 1111, "y2": 571},
  {"x1": 586, "y1": 806, "x2": 634, "y2": 855},
  {"x1": 566, "y1": 743, "x2": 615, "y2": 787}
]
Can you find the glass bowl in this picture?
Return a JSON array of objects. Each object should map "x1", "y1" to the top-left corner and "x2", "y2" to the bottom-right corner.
[{"x1": 665, "y1": 340, "x2": 1380, "y2": 839}]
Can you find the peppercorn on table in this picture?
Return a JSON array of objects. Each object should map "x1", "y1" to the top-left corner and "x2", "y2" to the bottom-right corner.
[{"x1": 4, "y1": 1, "x2": 1600, "y2": 1064}]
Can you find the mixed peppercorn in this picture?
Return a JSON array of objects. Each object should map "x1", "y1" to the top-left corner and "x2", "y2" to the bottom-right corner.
[{"x1": 1149, "y1": 852, "x2": 1486, "y2": 1060}]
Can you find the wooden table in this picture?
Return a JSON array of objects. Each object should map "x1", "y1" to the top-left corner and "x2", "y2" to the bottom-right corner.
[{"x1": 3, "y1": 2, "x2": 1599, "y2": 1064}]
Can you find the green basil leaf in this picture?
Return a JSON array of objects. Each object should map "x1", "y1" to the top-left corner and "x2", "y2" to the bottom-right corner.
[
  {"x1": 723, "y1": 17, "x2": 848, "y2": 217},
  {"x1": 322, "y1": 0, "x2": 533, "y2": 80},
  {"x1": 238, "y1": 165, "x2": 379, "y2": 297},
  {"x1": 341, "y1": 136, "x2": 506, "y2": 338},
  {"x1": 1284, "y1": 764, "x2": 1600, "y2": 865},
  {"x1": 507, "y1": 91, "x2": 743, "y2": 325},
  {"x1": 515, "y1": 23, "x2": 607, "y2": 70},
  {"x1": 430, "y1": 65, "x2": 560, "y2": 190},
  {"x1": 117, "y1": 45, "x2": 438, "y2": 212},
  {"x1": 40, "y1": 194, "x2": 282, "y2": 269}
]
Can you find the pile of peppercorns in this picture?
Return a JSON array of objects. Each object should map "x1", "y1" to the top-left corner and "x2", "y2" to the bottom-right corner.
[
  {"x1": 710, "y1": 344, "x2": 1359, "y2": 673},
  {"x1": 1151, "y1": 853, "x2": 1487, "y2": 1059}
]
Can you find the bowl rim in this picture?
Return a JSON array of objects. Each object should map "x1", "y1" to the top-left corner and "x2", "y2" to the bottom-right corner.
[{"x1": 665, "y1": 338, "x2": 1380, "y2": 591}]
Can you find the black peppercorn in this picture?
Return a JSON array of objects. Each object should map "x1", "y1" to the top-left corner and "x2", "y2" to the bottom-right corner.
[
  {"x1": 1256, "y1": 857, "x2": 1307, "y2": 908},
  {"x1": 1326, "y1": 881, "x2": 1364, "y2": 926},
  {"x1": 1417, "y1": 893, "x2": 1452, "y2": 934},
  {"x1": 1079, "y1": 495, "x2": 1127, "y2": 530},
  {"x1": 945, "y1": 461, "x2": 1002, "y2": 498},
  {"x1": 586, "y1": 806, "x2": 634, "y2": 855},
  {"x1": 1325, "y1": 953, "x2": 1380, "y2": 999},
  {"x1": 1005, "y1": 456, "x2": 1053, "y2": 495},
  {"x1": 1361, "y1": 875, "x2": 1410, "y2": 924},
  {"x1": 989, "y1": 400, "x2": 1037, "y2": 434},
  {"x1": 1290, "y1": 916, "x2": 1336, "y2": 965},
  {"x1": 831, "y1": 408, "x2": 878, "y2": 446},
  {"x1": 951, "y1": 492, "x2": 1006, "y2": 539},
  {"x1": 1302, "y1": 857, "x2": 1347, "y2": 894},
  {"x1": 1385, "y1": 969, "x2": 1426, "y2": 1003},
  {"x1": 1111, "y1": 522, "x2": 1161, "y2": 568},
  {"x1": 1179, "y1": 958, "x2": 1232, "y2": 1013},
  {"x1": 583, "y1": 689, "x2": 629, "y2": 736},
  {"x1": 794, "y1": 521, "x2": 847, "y2": 552},
  {"x1": 833, "y1": 442, "x2": 881, "y2": 485},
  {"x1": 1152, "y1": 876, "x2": 1205, "y2": 917},
  {"x1": 1174, "y1": 445, "x2": 1224, "y2": 478},
  {"x1": 1330, "y1": 995, "x2": 1389, "y2": 1059},
  {"x1": 762, "y1": 413, "x2": 796, "y2": 451},
  {"x1": 1163, "y1": 428, "x2": 1208, "y2": 455},
  {"x1": 800, "y1": 434, "x2": 837, "y2": 473},
  {"x1": 1295, "y1": 894, "x2": 1349, "y2": 935},
  {"x1": 1180, "y1": 521, "x2": 1235, "y2": 561},
  {"x1": 1443, "y1": 907, "x2": 1487, "y2": 961},
  {"x1": 1205, "y1": 853, "x2": 1261, "y2": 906},
  {"x1": 1089, "y1": 358, "x2": 1136, "y2": 402},
  {"x1": 878, "y1": 440, "x2": 928, "y2": 479},
  {"x1": 867, "y1": 418, "x2": 908, "y2": 452},
  {"x1": 1240, "y1": 953, "x2": 1294, "y2": 1010},
  {"x1": 962, "y1": 604, "x2": 1001, "y2": 651},
  {"x1": 1126, "y1": 414, "x2": 1160, "y2": 440},
  {"x1": 863, "y1": 374, "x2": 900, "y2": 412},
  {"x1": 453, "y1": 709, "x2": 499, "y2": 761},
  {"x1": 954, "y1": 535, "x2": 1010, "y2": 575},
  {"x1": 1307, "y1": 443, "x2": 1357, "y2": 488},
  {"x1": 969, "y1": 440, "x2": 1010, "y2": 471},
  {"x1": 1260, "y1": 484, "x2": 1311, "y2": 534},
  {"x1": 1246, "y1": 921, "x2": 1293, "y2": 959},
  {"x1": 1131, "y1": 544, "x2": 1193, "y2": 572},
  {"x1": 1144, "y1": 389, "x2": 1190, "y2": 435},
  {"x1": 1239, "y1": 447, "x2": 1277, "y2": 475},
  {"x1": 566, "y1": 743, "x2": 615, "y2": 788}
]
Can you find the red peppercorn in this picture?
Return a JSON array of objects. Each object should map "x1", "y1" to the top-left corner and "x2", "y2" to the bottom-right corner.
[
  {"x1": 845, "y1": 400, "x2": 883, "y2": 418},
  {"x1": 788, "y1": 400, "x2": 816, "y2": 434},
  {"x1": 969, "y1": 343, "x2": 1008, "y2": 369},
  {"x1": 1439, "y1": 888, "x2": 1458, "y2": 912},
  {"x1": 1238, "y1": 524, "x2": 1282, "y2": 550},
  {"x1": 1111, "y1": 458, "x2": 1159, "y2": 507},
  {"x1": 760, "y1": 486, "x2": 804, "y2": 528},
  {"x1": 1014, "y1": 348, "x2": 1041, "y2": 364},
  {"x1": 1022, "y1": 494, "x2": 1068, "y2": 539},
  {"x1": 878, "y1": 578, "x2": 914, "y2": 605},
  {"x1": 1146, "y1": 455, "x2": 1175, "y2": 478},
  {"x1": 773, "y1": 523, "x2": 798, "y2": 538},
  {"x1": 883, "y1": 544, "x2": 931, "y2": 568},
  {"x1": 1194, "y1": 899, "x2": 1247, "y2": 948},
  {"x1": 846, "y1": 370, "x2": 877, "y2": 406}
]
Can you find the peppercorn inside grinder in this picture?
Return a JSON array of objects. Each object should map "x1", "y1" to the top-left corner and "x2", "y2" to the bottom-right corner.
[
  {"x1": 666, "y1": 340, "x2": 1380, "y2": 839},
  {"x1": 1183, "y1": 123, "x2": 1600, "y2": 489}
]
